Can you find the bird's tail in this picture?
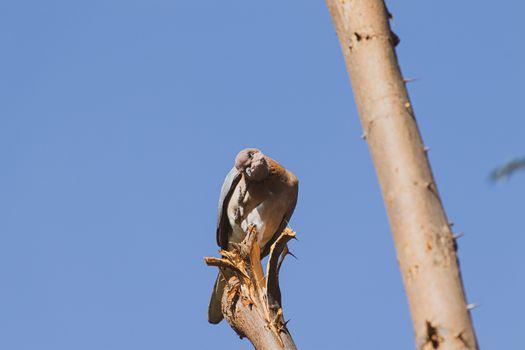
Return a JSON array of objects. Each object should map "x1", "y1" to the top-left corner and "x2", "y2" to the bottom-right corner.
[{"x1": 208, "y1": 273, "x2": 225, "y2": 324}]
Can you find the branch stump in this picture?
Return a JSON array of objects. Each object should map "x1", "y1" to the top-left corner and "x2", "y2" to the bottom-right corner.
[{"x1": 205, "y1": 226, "x2": 298, "y2": 350}]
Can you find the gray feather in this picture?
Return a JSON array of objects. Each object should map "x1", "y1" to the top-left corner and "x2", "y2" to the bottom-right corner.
[
  {"x1": 208, "y1": 274, "x2": 226, "y2": 324},
  {"x1": 216, "y1": 167, "x2": 241, "y2": 248}
]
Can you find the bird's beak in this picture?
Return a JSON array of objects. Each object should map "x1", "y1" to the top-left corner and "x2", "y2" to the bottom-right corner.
[{"x1": 245, "y1": 167, "x2": 252, "y2": 177}]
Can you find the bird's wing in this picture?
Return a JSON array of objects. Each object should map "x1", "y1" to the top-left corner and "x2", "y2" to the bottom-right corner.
[
  {"x1": 261, "y1": 184, "x2": 298, "y2": 258},
  {"x1": 216, "y1": 166, "x2": 241, "y2": 249}
]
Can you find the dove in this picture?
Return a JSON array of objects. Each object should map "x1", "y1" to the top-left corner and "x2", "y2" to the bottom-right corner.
[{"x1": 208, "y1": 148, "x2": 298, "y2": 324}]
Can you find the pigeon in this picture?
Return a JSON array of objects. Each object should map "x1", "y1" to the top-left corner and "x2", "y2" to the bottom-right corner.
[{"x1": 208, "y1": 148, "x2": 298, "y2": 324}]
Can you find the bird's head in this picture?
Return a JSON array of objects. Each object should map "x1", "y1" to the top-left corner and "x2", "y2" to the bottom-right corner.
[{"x1": 235, "y1": 148, "x2": 269, "y2": 182}]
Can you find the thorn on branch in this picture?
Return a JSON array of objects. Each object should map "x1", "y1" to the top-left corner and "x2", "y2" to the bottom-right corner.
[
  {"x1": 404, "y1": 77, "x2": 419, "y2": 83},
  {"x1": 390, "y1": 30, "x2": 400, "y2": 47},
  {"x1": 452, "y1": 232, "x2": 464, "y2": 252},
  {"x1": 467, "y1": 303, "x2": 480, "y2": 311},
  {"x1": 286, "y1": 250, "x2": 298, "y2": 260},
  {"x1": 453, "y1": 233, "x2": 465, "y2": 240}
]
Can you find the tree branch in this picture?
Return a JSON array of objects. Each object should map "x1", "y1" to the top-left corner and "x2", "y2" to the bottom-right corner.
[
  {"x1": 326, "y1": 1, "x2": 479, "y2": 349},
  {"x1": 205, "y1": 226, "x2": 298, "y2": 350}
]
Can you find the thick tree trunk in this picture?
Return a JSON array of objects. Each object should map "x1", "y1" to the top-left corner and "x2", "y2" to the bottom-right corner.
[
  {"x1": 325, "y1": 1, "x2": 479, "y2": 349},
  {"x1": 205, "y1": 227, "x2": 298, "y2": 350}
]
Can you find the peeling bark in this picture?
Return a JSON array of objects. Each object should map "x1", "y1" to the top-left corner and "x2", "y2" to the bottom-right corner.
[
  {"x1": 326, "y1": 1, "x2": 479, "y2": 349},
  {"x1": 205, "y1": 226, "x2": 298, "y2": 350}
]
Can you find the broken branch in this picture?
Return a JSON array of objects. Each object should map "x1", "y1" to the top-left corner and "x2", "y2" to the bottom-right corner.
[{"x1": 205, "y1": 227, "x2": 298, "y2": 350}]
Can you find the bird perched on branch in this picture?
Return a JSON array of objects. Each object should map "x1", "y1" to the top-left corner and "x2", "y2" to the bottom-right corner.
[{"x1": 208, "y1": 148, "x2": 299, "y2": 324}]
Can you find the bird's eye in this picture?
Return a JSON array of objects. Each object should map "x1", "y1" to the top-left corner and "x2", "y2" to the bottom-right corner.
[{"x1": 248, "y1": 152, "x2": 254, "y2": 159}]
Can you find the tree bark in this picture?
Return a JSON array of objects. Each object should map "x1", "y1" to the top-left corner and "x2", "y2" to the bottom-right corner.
[
  {"x1": 325, "y1": 1, "x2": 479, "y2": 349},
  {"x1": 205, "y1": 226, "x2": 298, "y2": 350}
]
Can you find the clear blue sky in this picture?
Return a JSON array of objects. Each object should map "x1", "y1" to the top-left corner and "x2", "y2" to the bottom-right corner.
[{"x1": 1, "y1": 1, "x2": 524, "y2": 349}]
